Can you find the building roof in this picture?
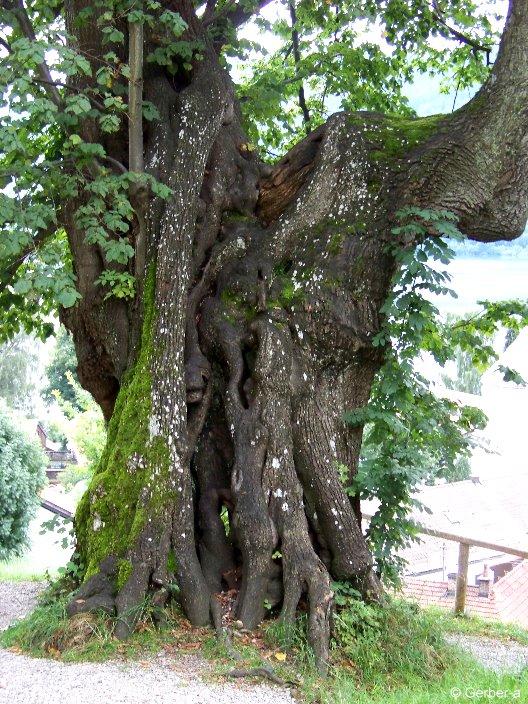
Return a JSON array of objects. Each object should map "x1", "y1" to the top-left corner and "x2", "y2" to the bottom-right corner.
[
  {"x1": 362, "y1": 459, "x2": 528, "y2": 570},
  {"x1": 363, "y1": 467, "x2": 528, "y2": 579},
  {"x1": 401, "y1": 560, "x2": 528, "y2": 627},
  {"x1": 493, "y1": 560, "x2": 528, "y2": 626},
  {"x1": 401, "y1": 579, "x2": 498, "y2": 619}
]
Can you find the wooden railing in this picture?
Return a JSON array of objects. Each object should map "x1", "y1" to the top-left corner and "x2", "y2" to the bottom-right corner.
[
  {"x1": 36, "y1": 501, "x2": 526, "y2": 615},
  {"x1": 40, "y1": 498, "x2": 73, "y2": 520},
  {"x1": 362, "y1": 513, "x2": 528, "y2": 614}
]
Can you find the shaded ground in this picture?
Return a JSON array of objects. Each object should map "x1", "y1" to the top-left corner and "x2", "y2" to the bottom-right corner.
[
  {"x1": 0, "y1": 581, "x2": 294, "y2": 704},
  {"x1": 1, "y1": 581, "x2": 527, "y2": 703}
]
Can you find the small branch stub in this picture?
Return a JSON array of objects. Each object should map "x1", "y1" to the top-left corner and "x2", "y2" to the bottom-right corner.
[{"x1": 128, "y1": 4, "x2": 148, "y2": 281}]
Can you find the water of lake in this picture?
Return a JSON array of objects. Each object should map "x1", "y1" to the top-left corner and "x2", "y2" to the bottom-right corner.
[{"x1": 432, "y1": 257, "x2": 528, "y2": 314}]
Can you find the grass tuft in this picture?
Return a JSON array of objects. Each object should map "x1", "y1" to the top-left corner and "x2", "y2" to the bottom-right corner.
[
  {"x1": 2, "y1": 584, "x2": 528, "y2": 704},
  {"x1": 0, "y1": 578, "x2": 201, "y2": 662},
  {"x1": 429, "y1": 607, "x2": 528, "y2": 646}
]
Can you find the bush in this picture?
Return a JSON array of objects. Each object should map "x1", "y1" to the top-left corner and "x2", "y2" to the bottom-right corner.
[
  {"x1": 331, "y1": 596, "x2": 453, "y2": 686},
  {"x1": 0, "y1": 404, "x2": 47, "y2": 560},
  {"x1": 71, "y1": 405, "x2": 105, "y2": 471},
  {"x1": 43, "y1": 421, "x2": 68, "y2": 451},
  {"x1": 60, "y1": 463, "x2": 93, "y2": 491},
  {"x1": 49, "y1": 369, "x2": 106, "y2": 490}
]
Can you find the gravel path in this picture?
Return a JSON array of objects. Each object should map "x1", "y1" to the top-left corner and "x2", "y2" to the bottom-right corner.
[
  {"x1": 3, "y1": 582, "x2": 528, "y2": 703},
  {"x1": 446, "y1": 633, "x2": 528, "y2": 674},
  {"x1": 0, "y1": 581, "x2": 294, "y2": 704},
  {"x1": 0, "y1": 582, "x2": 43, "y2": 631}
]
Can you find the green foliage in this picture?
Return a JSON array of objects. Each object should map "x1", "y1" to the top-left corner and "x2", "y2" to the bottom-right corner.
[
  {"x1": 42, "y1": 421, "x2": 68, "y2": 450},
  {"x1": 42, "y1": 327, "x2": 80, "y2": 409},
  {"x1": 71, "y1": 405, "x2": 106, "y2": 471},
  {"x1": 346, "y1": 208, "x2": 528, "y2": 583},
  {"x1": 266, "y1": 595, "x2": 528, "y2": 702},
  {"x1": 0, "y1": 332, "x2": 38, "y2": 412},
  {"x1": 443, "y1": 299, "x2": 528, "y2": 372},
  {"x1": 42, "y1": 331, "x2": 106, "y2": 488},
  {"x1": 0, "y1": 584, "x2": 71, "y2": 655},
  {"x1": 0, "y1": 0, "x2": 507, "y2": 328},
  {"x1": 4, "y1": 572, "x2": 528, "y2": 704},
  {"x1": 45, "y1": 362, "x2": 106, "y2": 488},
  {"x1": 61, "y1": 391, "x2": 106, "y2": 490},
  {"x1": 441, "y1": 345, "x2": 483, "y2": 395},
  {"x1": 0, "y1": 402, "x2": 47, "y2": 561},
  {"x1": 0, "y1": 575, "x2": 187, "y2": 661},
  {"x1": 229, "y1": 1, "x2": 502, "y2": 153},
  {"x1": 331, "y1": 597, "x2": 452, "y2": 685},
  {"x1": 429, "y1": 607, "x2": 528, "y2": 647},
  {"x1": 0, "y1": 0, "x2": 182, "y2": 328},
  {"x1": 59, "y1": 463, "x2": 94, "y2": 491},
  {"x1": 330, "y1": 653, "x2": 528, "y2": 704},
  {"x1": 40, "y1": 512, "x2": 75, "y2": 553}
]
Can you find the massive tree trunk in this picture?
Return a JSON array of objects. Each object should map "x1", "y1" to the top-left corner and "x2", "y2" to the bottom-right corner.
[{"x1": 58, "y1": 0, "x2": 528, "y2": 671}]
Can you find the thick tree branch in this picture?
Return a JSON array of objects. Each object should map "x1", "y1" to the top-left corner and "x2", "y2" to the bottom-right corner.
[
  {"x1": 403, "y1": 0, "x2": 528, "y2": 242},
  {"x1": 205, "y1": 0, "x2": 274, "y2": 32},
  {"x1": 202, "y1": 0, "x2": 218, "y2": 24},
  {"x1": 101, "y1": 155, "x2": 128, "y2": 174}
]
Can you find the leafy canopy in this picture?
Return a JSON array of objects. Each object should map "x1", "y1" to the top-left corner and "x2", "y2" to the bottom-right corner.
[
  {"x1": 0, "y1": 0, "x2": 507, "y2": 331},
  {"x1": 0, "y1": 332, "x2": 38, "y2": 412},
  {"x1": 346, "y1": 208, "x2": 528, "y2": 582},
  {"x1": 41, "y1": 326, "x2": 81, "y2": 410},
  {"x1": 231, "y1": 0, "x2": 503, "y2": 152},
  {"x1": 0, "y1": 1, "x2": 523, "y2": 579}
]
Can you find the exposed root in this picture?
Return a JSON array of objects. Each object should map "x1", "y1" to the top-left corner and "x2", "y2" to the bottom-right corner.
[
  {"x1": 210, "y1": 594, "x2": 288, "y2": 687},
  {"x1": 66, "y1": 556, "x2": 117, "y2": 618},
  {"x1": 228, "y1": 667, "x2": 287, "y2": 686}
]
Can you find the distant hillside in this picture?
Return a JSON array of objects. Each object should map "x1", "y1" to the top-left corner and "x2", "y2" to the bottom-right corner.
[{"x1": 453, "y1": 229, "x2": 528, "y2": 259}]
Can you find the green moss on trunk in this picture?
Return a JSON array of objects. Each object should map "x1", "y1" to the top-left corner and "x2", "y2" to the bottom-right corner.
[
  {"x1": 347, "y1": 112, "x2": 443, "y2": 163},
  {"x1": 75, "y1": 265, "x2": 170, "y2": 579}
]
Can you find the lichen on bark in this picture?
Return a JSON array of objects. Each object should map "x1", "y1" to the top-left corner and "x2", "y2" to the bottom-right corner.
[{"x1": 60, "y1": 0, "x2": 528, "y2": 674}]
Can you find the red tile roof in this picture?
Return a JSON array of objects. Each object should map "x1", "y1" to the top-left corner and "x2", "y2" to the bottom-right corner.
[
  {"x1": 401, "y1": 560, "x2": 528, "y2": 627},
  {"x1": 493, "y1": 561, "x2": 528, "y2": 627}
]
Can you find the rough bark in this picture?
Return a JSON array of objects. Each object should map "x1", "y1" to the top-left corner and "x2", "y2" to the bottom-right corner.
[{"x1": 54, "y1": 0, "x2": 528, "y2": 673}]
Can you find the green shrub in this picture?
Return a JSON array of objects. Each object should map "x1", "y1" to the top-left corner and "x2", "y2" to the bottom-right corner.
[
  {"x1": 60, "y1": 463, "x2": 93, "y2": 491},
  {"x1": 332, "y1": 597, "x2": 452, "y2": 685},
  {"x1": 43, "y1": 421, "x2": 68, "y2": 450},
  {"x1": 0, "y1": 403, "x2": 47, "y2": 560},
  {"x1": 1, "y1": 588, "x2": 71, "y2": 654}
]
